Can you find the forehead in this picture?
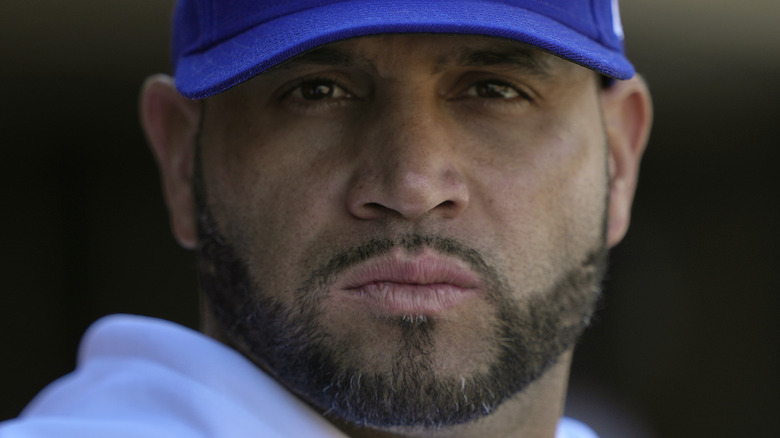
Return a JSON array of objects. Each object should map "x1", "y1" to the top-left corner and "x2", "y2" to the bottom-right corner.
[{"x1": 266, "y1": 34, "x2": 582, "y2": 80}]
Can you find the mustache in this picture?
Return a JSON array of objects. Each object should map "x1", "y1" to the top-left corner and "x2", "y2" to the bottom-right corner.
[{"x1": 296, "y1": 233, "x2": 502, "y2": 298}]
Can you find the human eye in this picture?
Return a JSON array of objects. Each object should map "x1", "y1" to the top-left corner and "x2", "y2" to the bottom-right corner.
[
  {"x1": 462, "y1": 79, "x2": 533, "y2": 102},
  {"x1": 287, "y1": 79, "x2": 352, "y2": 101},
  {"x1": 278, "y1": 77, "x2": 359, "y2": 114}
]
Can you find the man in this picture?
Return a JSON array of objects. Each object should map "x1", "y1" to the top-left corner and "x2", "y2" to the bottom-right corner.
[{"x1": 0, "y1": 1, "x2": 651, "y2": 437}]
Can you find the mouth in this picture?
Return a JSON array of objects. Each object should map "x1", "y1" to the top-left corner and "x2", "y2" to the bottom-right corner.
[{"x1": 334, "y1": 248, "x2": 484, "y2": 316}]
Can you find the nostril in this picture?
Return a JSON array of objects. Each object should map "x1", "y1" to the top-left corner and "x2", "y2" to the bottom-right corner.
[
  {"x1": 438, "y1": 200, "x2": 456, "y2": 208},
  {"x1": 432, "y1": 199, "x2": 467, "y2": 218},
  {"x1": 364, "y1": 202, "x2": 385, "y2": 211},
  {"x1": 355, "y1": 202, "x2": 396, "y2": 219},
  {"x1": 346, "y1": 161, "x2": 470, "y2": 221}
]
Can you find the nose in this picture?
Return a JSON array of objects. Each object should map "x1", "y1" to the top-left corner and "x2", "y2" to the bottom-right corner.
[{"x1": 345, "y1": 98, "x2": 470, "y2": 221}]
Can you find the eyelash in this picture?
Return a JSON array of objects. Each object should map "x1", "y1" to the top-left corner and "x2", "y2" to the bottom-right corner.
[
  {"x1": 277, "y1": 77, "x2": 359, "y2": 114},
  {"x1": 283, "y1": 77, "x2": 353, "y2": 98},
  {"x1": 458, "y1": 79, "x2": 534, "y2": 103}
]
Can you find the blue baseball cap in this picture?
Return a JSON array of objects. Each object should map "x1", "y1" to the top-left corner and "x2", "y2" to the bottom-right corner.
[{"x1": 172, "y1": 0, "x2": 635, "y2": 99}]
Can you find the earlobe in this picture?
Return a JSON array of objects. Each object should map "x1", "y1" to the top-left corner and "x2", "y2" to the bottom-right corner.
[
  {"x1": 602, "y1": 75, "x2": 653, "y2": 248},
  {"x1": 140, "y1": 74, "x2": 202, "y2": 249}
]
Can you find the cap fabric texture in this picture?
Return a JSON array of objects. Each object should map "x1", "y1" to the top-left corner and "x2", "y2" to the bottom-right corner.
[{"x1": 173, "y1": 0, "x2": 635, "y2": 99}]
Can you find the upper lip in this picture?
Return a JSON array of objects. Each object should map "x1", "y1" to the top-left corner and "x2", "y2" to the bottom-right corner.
[{"x1": 335, "y1": 248, "x2": 483, "y2": 291}]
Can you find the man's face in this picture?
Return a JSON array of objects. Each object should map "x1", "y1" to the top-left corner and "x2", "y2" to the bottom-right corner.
[{"x1": 196, "y1": 34, "x2": 609, "y2": 430}]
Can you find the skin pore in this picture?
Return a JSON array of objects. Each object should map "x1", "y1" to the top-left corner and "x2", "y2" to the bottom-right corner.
[{"x1": 142, "y1": 34, "x2": 651, "y2": 438}]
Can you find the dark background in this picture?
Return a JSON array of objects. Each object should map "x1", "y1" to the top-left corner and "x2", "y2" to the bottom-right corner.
[{"x1": 2, "y1": 1, "x2": 778, "y2": 436}]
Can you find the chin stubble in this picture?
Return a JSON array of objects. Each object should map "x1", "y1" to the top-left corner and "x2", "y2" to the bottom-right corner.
[{"x1": 196, "y1": 213, "x2": 605, "y2": 428}]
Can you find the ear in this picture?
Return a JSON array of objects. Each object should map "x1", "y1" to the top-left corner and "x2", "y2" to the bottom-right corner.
[
  {"x1": 602, "y1": 75, "x2": 653, "y2": 248},
  {"x1": 140, "y1": 74, "x2": 201, "y2": 249}
]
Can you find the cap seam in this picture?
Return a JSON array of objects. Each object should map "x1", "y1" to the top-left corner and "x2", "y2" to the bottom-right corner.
[{"x1": 588, "y1": 0, "x2": 605, "y2": 43}]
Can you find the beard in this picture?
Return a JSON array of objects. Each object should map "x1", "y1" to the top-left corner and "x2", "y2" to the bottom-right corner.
[{"x1": 193, "y1": 159, "x2": 608, "y2": 431}]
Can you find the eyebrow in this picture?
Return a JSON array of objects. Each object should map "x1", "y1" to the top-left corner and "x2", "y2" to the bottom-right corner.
[
  {"x1": 269, "y1": 47, "x2": 376, "y2": 73},
  {"x1": 440, "y1": 43, "x2": 552, "y2": 77},
  {"x1": 269, "y1": 40, "x2": 553, "y2": 78}
]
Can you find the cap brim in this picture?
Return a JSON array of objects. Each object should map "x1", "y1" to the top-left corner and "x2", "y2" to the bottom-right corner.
[{"x1": 175, "y1": 0, "x2": 634, "y2": 99}]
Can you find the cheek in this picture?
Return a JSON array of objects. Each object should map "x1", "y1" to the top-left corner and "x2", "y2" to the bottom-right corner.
[
  {"x1": 467, "y1": 115, "x2": 607, "y2": 279},
  {"x1": 200, "y1": 119, "x2": 349, "y2": 298},
  {"x1": 206, "y1": 111, "x2": 343, "y2": 213}
]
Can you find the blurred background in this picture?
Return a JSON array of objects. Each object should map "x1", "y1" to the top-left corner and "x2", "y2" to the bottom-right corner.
[{"x1": 1, "y1": 1, "x2": 778, "y2": 436}]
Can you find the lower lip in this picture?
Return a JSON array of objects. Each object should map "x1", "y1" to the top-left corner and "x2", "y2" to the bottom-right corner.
[{"x1": 346, "y1": 282, "x2": 478, "y2": 316}]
